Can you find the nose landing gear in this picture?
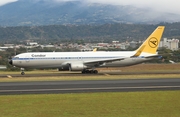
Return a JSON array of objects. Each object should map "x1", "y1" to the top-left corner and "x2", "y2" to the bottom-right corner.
[{"x1": 20, "y1": 68, "x2": 25, "y2": 75}]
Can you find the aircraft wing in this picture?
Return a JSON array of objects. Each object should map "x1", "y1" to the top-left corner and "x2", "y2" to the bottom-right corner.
[
  {"x1": 83, "y1": 45, "x2": 146, "y2": 67},
  {"x1": 144, "y1": 55, "x2": 162, "y2": 59},
  {"x1": 144, "y1": 53, "x2": 170, "y2": 59},
  {"x1": 144, "y1": 55, "x2": 160, "y2": 58},
  {"x1": 83, "y1": 57, "x2": 126, "y2": 67}
]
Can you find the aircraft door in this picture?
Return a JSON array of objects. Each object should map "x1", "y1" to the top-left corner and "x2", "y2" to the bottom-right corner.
[
  {"x1": 25, "y1": 55, "x2": 30, "y2": 63},
  {"x1": 78, "y1": 56, "x2": 82, "y2": 61}
]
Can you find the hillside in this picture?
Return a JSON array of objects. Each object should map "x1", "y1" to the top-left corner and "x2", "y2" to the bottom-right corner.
[{"x1": 0, "y1": 23, "x2": 180, "y2": 43}]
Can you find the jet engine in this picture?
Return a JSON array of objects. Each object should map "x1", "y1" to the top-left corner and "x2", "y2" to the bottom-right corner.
[{"x1": 69, "y1": 63, "x2": 87, "y2": 71}]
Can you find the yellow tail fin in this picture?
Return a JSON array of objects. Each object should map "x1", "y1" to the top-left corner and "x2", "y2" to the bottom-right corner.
[
  {"x1": 136, "y1": 26, "x2": 165, "y2": 54},
  {"x1": 132, "y1": 45, "x2": 146, "y2": 57}
]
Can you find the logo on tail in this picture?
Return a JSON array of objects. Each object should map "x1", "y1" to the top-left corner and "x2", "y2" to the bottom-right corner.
[{"x1": 149, "y1": 37, "x2": 158, "y2": 48}]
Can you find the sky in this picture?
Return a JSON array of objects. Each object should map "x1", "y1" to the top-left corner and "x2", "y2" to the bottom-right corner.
[{"x1": 0, "y1": 0, "x2": 180, "y2": 14}]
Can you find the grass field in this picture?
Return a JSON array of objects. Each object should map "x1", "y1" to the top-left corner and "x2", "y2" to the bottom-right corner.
[
  {"x1": 0, "y1": 64, "x2": 180, "y2": 117},
  {"x1": 1, "y1": 63, "x2": 180, "y2": 82},
  {"x1": 0, "y1": 91, "x2": 180, "y2": 117},
  {"x1": 99, "y1": 63, "x2": 180, "y2": 72}
]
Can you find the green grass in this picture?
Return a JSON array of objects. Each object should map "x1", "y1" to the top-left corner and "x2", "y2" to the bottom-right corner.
[{"x1": 0, "y1": 91, "x2": 180, "y2": 117}]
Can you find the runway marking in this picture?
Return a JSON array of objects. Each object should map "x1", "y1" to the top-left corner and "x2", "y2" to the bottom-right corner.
[
  {"x1": 7, "y1": 75, "x2": 12, "y2": 78},
  {"x1": 104, "y1": 73, "x2": 110, "y2": 76},
  {"x1": 1, "y1": 85, "x2": 180, "y2": 93}
]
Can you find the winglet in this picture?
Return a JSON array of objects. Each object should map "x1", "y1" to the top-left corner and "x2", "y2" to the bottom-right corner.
[{"x1": 136, "y1": 26, "x2": 165, "y2": 54}]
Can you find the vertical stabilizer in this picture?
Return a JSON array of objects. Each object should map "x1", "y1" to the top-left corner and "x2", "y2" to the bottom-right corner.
[{"x1": 136, "y1": 26, "x2": 165, "y2": 54}]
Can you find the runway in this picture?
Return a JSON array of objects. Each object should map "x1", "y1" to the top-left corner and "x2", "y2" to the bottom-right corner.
[{"x1": 0, "y1": 78, "x2": 180, "y2": 95}]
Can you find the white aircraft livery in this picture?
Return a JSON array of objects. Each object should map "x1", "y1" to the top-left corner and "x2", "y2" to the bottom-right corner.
[{"x1": 9, "y1": 26, "x2": 165, "y2": 75}]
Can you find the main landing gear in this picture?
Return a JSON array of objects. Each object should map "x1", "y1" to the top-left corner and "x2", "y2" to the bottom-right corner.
[
  {"x1": 81, "y1": 69, "x2": 98, "y2": 74},
  {"x1": 20, "y1": 68, "x2": 25, "y2": 75}
]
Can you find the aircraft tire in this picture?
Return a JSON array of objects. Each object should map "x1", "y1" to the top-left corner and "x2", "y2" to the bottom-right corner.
[
  {"x1": 90, "y1": 70, "x2": 94, "y2": 74},
  {"x1": 82, "y1": 70, "x2": 86, "y2": 74},
  {"x1": 21, "y1": 72, "x2": 25, "y2": 75},
  {"x1": 81, "y1": 70, "x2": 98, "y2": 74},
  {"x1": 94, "y1": 70, "x2": 98, "y2": 74}
]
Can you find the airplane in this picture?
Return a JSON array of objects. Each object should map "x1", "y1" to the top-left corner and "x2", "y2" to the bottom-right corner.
[{"x1": 9, "y1": 26, "x2": 165, "y2": 75}]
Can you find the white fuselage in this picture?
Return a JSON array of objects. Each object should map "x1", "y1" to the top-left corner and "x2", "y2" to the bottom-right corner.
[{"x1": 11, "y1": 51, "x2": 154, "y2": 70}]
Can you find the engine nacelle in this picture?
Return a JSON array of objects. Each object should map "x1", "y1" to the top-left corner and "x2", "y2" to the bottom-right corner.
[{"x1": 69, "y1": 63, "x2": 87, "y2": 71}]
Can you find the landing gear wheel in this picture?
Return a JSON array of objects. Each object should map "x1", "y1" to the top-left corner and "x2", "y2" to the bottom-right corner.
[
  {"x1": 82, "y1": 70, "x2": 86, "y2": 74},
  {"x1": 81, "y1": 70, "x2": 98, "y2": 74},
  {"x1": 21, "y1": 72, "x2": 25, "y2": 75},
  {"x1": 94, "y1": 70, "x2": 98, "y2": 74},
  {"x1": 90, "y1": 70, "x2": 94, "y2": 74},
  {"x1": 85, "y1": 70, "x2": 90, "y2": 74},
  {"x1": 20, "y1": 68, "x2": 25, "y2": 75}
]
